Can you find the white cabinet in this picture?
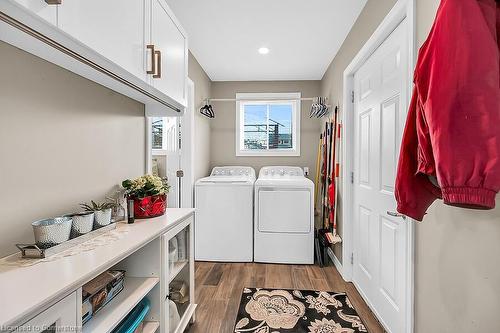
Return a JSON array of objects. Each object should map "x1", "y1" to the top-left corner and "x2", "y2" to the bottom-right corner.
[
  {"x1": 13, "y1": 0, "x2": 57, "y2": 25},
  {"x1": 57, "y1": 0, "x2": 187, "y2": 106},
  {"x1": 14, "y1": 292, "x2": 77, "y2": 333},
  {"x1": 58, "y1": 0, "x2": 148, "y2": 82},
  {"x1": 150, "y1": 0, "x2": 187, "y2": 106}
]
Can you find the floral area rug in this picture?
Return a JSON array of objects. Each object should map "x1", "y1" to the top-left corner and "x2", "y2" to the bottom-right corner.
[{"x1": 233, "y1": 288, "x2": 368, "y2": 333}]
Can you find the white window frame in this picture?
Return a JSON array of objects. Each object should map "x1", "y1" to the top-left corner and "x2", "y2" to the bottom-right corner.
[{"x1": 235, "y1": 92, "x2": 301, "y2": 157}]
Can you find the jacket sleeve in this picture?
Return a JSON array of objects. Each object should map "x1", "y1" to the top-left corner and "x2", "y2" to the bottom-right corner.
[
  {"x1": 395, "y1": 89, "x2": 440, "y2": 221},
  {"x1": 415, "y1": 0, "x2": 500, "y2": 210}
]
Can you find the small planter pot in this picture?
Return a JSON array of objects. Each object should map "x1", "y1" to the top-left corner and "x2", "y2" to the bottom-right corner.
[
  {"x1": 130, "y1": 194, "x2": 167, "y2": 219},
  {"x1": 65, "y1": 211, "x2": 94, "y2": 238},
  {"x1": 93, "y1": 208, "x2": 112, "y2": 229},
  {"x1": 32, "y1": 217, "x2": 72, "y2": 249}
]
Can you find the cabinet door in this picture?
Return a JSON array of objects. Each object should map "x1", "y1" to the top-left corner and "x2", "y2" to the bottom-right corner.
[
  {"x1": 15, "y1": 292, "x2": 77, "y2": 332},
  {"x1": 14, "y1": 0, "x2": 57, "y2": 25},
  {"x1": 58, "y1": 0, "x2": 148, "y2": 81},
  {"x1": 162, "y1": 217, "x2": 195, "y2": 333},
  {"x1": 151, "y1": 0, "x2": 187, "y2": 105}
]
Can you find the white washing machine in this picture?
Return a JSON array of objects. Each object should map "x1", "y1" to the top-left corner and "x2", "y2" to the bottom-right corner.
[
  {"x1": 195, "y1": 166, "x2": 255, "y2": 262},
  {"x1": 254, "y1": 166, "x2": 314, "y2": 264}
]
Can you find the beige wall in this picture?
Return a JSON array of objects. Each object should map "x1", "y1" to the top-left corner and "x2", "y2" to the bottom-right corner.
[
  {"x1": 188, "y1": 52, "x2": 212, "y2": 180},
  {"x1": 414, "y1": 1, "x2": 500, "y2": 332},
  {"x1": 209, "y1": 81, "x2": 322, "y2": 182},
  {"x1": 0, "y1": 42, "x2": 145, "y2": 257},
  {"x1": 320, "y1": 0, "x2": 398, "y2": 261},
  {"x1": 321, "y1": 0, "x2": 500, "y2": 332}
]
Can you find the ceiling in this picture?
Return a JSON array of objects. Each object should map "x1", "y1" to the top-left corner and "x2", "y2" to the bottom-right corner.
[{"x1": 165, "y1": 0, "x2": 368, "y2": 81}]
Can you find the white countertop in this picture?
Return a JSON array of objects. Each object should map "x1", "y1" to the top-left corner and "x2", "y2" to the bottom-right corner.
[{"x1": 0, "y1": 208, "x2": 195, "y2": 328}]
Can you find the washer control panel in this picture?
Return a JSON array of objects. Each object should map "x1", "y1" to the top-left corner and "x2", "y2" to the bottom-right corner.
[
  {"x1": 259, "y1": 166, "x2": 305, "y2": 178},
  {"x1": 211, "y1": 166, "x2": 255, "y2": 178}
]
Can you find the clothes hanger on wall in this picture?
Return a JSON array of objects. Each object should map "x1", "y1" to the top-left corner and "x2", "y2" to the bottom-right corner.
[{"x1": 200, "y1": 99, "x2": 215, "y2": 118}]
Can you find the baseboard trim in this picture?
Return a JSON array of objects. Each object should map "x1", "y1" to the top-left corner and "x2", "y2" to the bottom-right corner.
[{"x1": 327, "y1": 248, "x2": 346, "y2": 280}]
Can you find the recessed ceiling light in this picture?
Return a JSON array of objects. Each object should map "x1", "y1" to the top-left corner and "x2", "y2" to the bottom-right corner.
[{"x1": 258, "y1": 47, "x2": 270, "y2": 55}]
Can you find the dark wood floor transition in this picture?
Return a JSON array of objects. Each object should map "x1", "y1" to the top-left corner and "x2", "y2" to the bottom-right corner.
[{"x1": 187, "y1": 262, "x2": 385, "y2": 333}]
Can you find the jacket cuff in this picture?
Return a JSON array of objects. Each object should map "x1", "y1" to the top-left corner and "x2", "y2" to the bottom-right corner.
[
  {"x1": 442, "y1": 187, "x2": 496, "y2": 209},
  {"x1": 397, "y1": 203, "x2": 426, "y2": 222}
]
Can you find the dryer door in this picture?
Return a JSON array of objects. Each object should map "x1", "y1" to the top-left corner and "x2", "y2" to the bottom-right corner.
[{"x1": 258, "y1": 189, "x2": 311, "y2": 233}]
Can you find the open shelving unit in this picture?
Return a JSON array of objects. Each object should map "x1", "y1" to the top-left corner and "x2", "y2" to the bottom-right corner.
[{"x1": 82, "y1": 277, "x2": 159, "y2": 333}]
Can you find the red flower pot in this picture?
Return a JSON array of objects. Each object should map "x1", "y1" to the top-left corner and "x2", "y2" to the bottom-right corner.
[{"x1": 130, "y1": 194, "x2": 167, "y2": 219}]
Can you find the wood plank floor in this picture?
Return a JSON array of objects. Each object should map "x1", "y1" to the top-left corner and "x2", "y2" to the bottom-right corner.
[{"x1": 187, "y1": 262, "x2": 385, "y2": 333}]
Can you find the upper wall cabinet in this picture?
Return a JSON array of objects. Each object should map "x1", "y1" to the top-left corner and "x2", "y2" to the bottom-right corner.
[
  {"x1": 1, "y1": 0, "x2": 187, "y2": 114},
  {"x1": 13, "y1": 0, "x2": 57, "y2": 25},
  {"x1": 58, "y1": 0, "x2": 148, "y2": 82},
  {"x1": 57, "y1": 0, "x2": 187, "y2": 106},
  {"x1": 150, "y1": 0, "x2": 187, "y2": 106}
]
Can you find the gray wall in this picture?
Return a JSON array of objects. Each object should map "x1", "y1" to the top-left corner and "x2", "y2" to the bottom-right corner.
[
  {"x1": 188, "y1": 52, "x2": 212, "y2": 180},
  {"x1": 320, "y1": 0, "x2": 500, "y2": 332},
  {"x1": 210, "y1": 81, "x2": 322, "y2": 182},
  {"x1": 0, "y1": 42, "x2": 146, "y2": 257}
]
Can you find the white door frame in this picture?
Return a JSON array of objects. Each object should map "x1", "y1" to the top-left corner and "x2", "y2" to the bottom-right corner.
[
  {"x1": 341, "y1": 0, "x2": 416, "y2": 332},
  {"x1": 182, "y1": 78, "x2": 195, "y2": 208}
]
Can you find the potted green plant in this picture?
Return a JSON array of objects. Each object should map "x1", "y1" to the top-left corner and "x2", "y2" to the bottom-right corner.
[
  {"x1": 122, "y1": 175, "x2": 170, "y2": 219},
  {"x1": 80, "y1": 201, "x2": 116, "y2": 229}
]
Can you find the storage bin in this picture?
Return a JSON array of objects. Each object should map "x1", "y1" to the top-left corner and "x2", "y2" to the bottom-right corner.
[{"x1": 112, "y1": 298, "x2": 151, "y2": 333}]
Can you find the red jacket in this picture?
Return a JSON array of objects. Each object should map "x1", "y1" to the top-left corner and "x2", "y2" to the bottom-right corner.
[{"x1": 396, "y1": 0, "x2": 500, "y2": 221}]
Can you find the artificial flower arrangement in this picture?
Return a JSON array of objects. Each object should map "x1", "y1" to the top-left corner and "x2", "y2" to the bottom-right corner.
[{"x1": 122, "y1": 174, "x2": 170, "y2": 219}]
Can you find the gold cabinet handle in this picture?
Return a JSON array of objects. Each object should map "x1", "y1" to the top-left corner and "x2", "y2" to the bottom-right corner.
[
  {"x1": 153, "y1": 50, "x2": 161, "y2": 79},
  {"x1": 147, "y1": 45, "x2": 156, "y2": 75},
  {"x1": 45, "y1": 0, "x2": 62, "y2": 4}
]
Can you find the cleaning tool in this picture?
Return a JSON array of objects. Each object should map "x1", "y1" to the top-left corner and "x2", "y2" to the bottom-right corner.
[
  {"x1": 331, "y1": 120, "x2": 342, "y2": 244},
  {"x1": 314, "y1": 134, "x2": 322, "y2": 213}
]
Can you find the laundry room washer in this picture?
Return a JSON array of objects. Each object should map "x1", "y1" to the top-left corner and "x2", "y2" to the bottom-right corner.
[
  {"x1": 195, "y1": 166, "x2": 255, "y2": 262},
  {"x1": 254, "y1": 166, "x2": 314, "y2": 264}
]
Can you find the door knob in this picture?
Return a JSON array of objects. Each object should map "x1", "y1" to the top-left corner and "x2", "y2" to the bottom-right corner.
[{"x1": 387, "y1": 211, "x2": 407, "y2": 220}]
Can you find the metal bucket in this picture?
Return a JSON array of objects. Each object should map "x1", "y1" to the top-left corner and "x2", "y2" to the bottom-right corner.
[
  {"x1": 32, "y1": 217, "x2": 72, "y2": 249},
  {"x1": 64, "y1": 211, "x2": 94, "y2": 238},
  {"x1": 94, "y1": 208, "x2": 112, "y2": 229}
]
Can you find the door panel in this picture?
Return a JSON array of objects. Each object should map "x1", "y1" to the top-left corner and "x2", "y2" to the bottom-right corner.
[
  {"x1": 353, "y1": 19, "x2": 409, "y2": 333},
  {"x1": 151, "y1": 0, "x2": 187, "y2": 105},
  {"x1": 58, "y1": 0, "x2": 147, "y2": 81},
  {"x1": 380, "y1": 97, "x2": 399, "y2": 193},
  {"x1": 359, "y1": 111, "x2": 372, "y2": 186}
]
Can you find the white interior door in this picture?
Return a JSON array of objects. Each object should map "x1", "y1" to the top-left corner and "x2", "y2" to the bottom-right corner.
[
  {"x1": 353, "y1": 19, "x2": 409, "y2": 333},
  {"x1": 150, "y1": 80, "x2": 193, "y2": 208}
]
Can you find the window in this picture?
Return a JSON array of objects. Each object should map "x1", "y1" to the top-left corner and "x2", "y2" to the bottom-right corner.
[{"x1": 236, "y1": 93, "x2": 301, "y2": 156}]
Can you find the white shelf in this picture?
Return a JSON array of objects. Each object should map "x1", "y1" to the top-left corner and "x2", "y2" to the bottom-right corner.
[
  {"x1": 169, "y1": 260, "x2": 188, "y2": 284},
  {"x1": 143, "y1": 321, "x2": 160, "y2": 333},
  {"x1": 83, "y1": 277, "x2": 160, "y2": 333}
]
